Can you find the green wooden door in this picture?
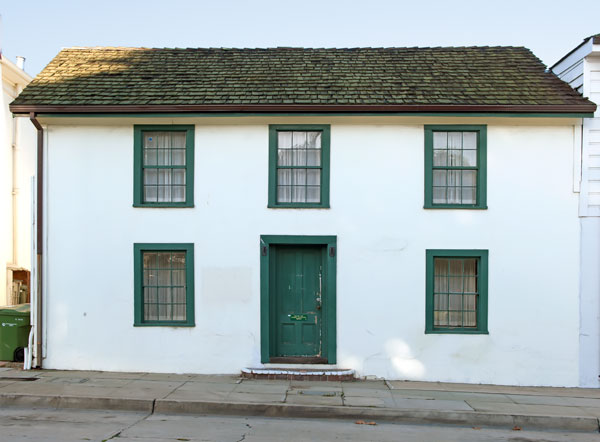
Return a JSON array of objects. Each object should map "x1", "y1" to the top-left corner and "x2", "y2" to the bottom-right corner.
[{"x1": 273, "y1": 245, "x2": 323, "y2": 357}]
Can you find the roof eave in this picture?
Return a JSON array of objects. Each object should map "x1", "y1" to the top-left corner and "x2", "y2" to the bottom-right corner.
[{"x1": 9, "y1": 103, "x2": 597, "y2": 115}]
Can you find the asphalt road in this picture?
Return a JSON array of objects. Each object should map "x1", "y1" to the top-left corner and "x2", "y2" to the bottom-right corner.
[{"x1": 0, "y1": 407, "x2": 598, "y2": 442}]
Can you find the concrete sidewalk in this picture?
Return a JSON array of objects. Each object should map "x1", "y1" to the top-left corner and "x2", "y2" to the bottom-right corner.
[{"x1": 0, "y1": 366, "x2": 599, "y2": 433}]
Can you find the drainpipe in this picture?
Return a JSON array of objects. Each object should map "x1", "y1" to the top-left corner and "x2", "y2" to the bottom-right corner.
[
  {"x1": 11, "y1": 87, "x2": 23, "y2": 265},
  {"x1": 29, "y1": 112, "x2": 43, "y2": 369}
]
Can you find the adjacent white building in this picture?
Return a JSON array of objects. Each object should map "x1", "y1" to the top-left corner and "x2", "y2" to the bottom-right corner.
[
  {"x1": 9, "y1": 46, "x2": 597, "y2": 386},
  {"x1": 552, "y1": 34, "x2": 600, "y2": 388},
  {"x1": 0, "y1": 54, "x2": 35, "y2": 307}
]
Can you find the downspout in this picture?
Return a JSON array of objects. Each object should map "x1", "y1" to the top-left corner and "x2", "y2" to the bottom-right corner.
[{"x1": 29, "y1": 112, "x2": 43, "y2": 368}]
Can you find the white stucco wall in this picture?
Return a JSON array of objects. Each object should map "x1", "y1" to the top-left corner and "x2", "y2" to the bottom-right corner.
[{"x1": 41, "y1": 117, "x2": 581, "y2": 386}]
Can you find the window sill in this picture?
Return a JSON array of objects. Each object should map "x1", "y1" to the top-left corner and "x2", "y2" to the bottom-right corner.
[
  {"x1": 134, "y1": 322, "x2": 195, "y2": 327},
  {"x1": 268, "y1": 204, "x2": 330, "y2": 209},
  {"x1": 423, "y1": 204, "x2": 488, "y2": 210},
  {"x1": 133, "y1": 203, "x2": 195, "y2": 208},
  {"x1": 425, "y1": 329, "x2": 488, "y2": 335}
]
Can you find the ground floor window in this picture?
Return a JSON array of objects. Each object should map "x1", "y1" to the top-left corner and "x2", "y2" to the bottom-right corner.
[
  {"x1": 425, "y1": 249, "x2": 488, "y2": 334},
  {"x1": 133, "y1": 243, "x2": 195, "y2": 326}
]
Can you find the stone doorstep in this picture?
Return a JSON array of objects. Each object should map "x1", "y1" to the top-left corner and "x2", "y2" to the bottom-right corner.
[{"x1": 241, "y1": 368, "x2": 355, "y2": 382}]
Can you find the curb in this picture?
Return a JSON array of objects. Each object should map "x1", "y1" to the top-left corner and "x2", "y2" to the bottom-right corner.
[{"x1": 0, "y1": 393, "x2": 598, "y2": 433}]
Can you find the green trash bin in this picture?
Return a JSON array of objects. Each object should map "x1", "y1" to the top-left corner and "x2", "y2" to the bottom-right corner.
[{"x1": 0, "y1": 304, "x2": 31, "y2": 362}]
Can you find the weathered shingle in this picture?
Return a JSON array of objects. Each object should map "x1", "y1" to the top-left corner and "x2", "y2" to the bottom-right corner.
[{"x1": 10, "y1": 46, "x2": 596, "y2": 111}]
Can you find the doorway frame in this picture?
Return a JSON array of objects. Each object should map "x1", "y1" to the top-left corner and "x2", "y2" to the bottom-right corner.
[{"x1": 260, "y1": 235, "x2": 337, "y2": 364}]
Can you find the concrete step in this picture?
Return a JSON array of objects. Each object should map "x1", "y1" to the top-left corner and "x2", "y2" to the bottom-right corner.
[{"x1": 241, "y1": 367, "x2": 355, "y2": 381}]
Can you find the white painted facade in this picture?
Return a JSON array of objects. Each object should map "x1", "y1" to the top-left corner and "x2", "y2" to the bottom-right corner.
[
  {"x1": 37, "y1": 115, "x2": 585, "y2": 387},
  {"x1": 0, "y1": 57, "x2": 35, "y2": 306},
  {"x1": 552, "y1": 36, "x2": 600, "y2": 388}
]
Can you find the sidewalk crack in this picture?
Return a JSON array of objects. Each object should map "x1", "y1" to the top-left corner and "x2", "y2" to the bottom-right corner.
[{"x1": 101, "y1": 402, "x2": 155, "y2": 441}]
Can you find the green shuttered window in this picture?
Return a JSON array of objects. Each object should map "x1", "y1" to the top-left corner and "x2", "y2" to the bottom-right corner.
[
  {"x1": 424, "y1": 125, "x2": 487, "y2": 209},
  {"x1": 133, "y1": 125, "x2": 194, "y2": 207},
  {"x1": 268, "y1": 125, "x2": 330, "y2": 208},
  {"x1": 425, "y1": 250, "x2": 488, "y2": 334},
  {"x1": 134, "y1": 244, "x2": 195, "y2": 327}
]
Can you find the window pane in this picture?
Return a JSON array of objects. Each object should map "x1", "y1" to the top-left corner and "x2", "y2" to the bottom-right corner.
[
  {"x1": 278, "y1": 149, "x2": 293, "y2": 166},
  {"x1": 293, "y1": 131, "x2": 307, "y2": 149},
  {"x1": 306, "y1": 132, "x2": 321, "y2": 149},
  {"x1": 433, "y1": 187, "x2": 446, "y2": 204},
  {"x1": 292, "y1": 186, "x2": 306, "y2": 202},
  {"x1": 144, "y1": 132, "x2": 158, "y2": 148},
  {"x1": 462, "y1": 170, "x2": 476, "y2": 186},
  {"x1": 464, "y1": 311, "x2": 477, "y2": 327},
  {"x1": 144, "y1": 186, "x2": 158, "y2": 202},
  {"x1": 171, "y1": 132, "x2": 186, "y2": 148},
  {"x1": 172, "y1": 252, "x2": 186, "y2": 269},
  {"x1": 172, "y1": 186, "x2": 185, "y2": 202},
  {"x1": 433, "y1": 132, "x2": 447, "y2": 149},
  {"x1": 293, "y1": 148, "x2": 307, "y2": 166},
  {"x1": 306, "y1": 186, "x2": 320, "y2": 203},
  {"x1": 463, "y1": 259, "x2": 477, "y2": 276},
  {"x1": 306, "y1": 149, "x2": 321, "y2": 166},
  {"x1": 462, "y1": 150, "x2": 477, "y2": 167},
  {"x1": 433, "y1": 170, "x2": 446, "y2": 186},
  {"x1": 448, "y1": 132, "x2": 462, "y2": 149},
  {"x1": 173, "y1": 169, "x2": 186, "y2": 185},
  {"x1": 447, "y1": 187, "x2": 461, "y2": 204},
  {"x1": 158, "y1": 170, "x2": 171, "y2": 185},
  {"x1": 307, "y1": 169, "x2": 321, "y2": 185},
  {"x1": 157, "y1": 186, "x2": 171, "y2": 202},
  {"x1": 448, "y1": 149, "x2": 462, "y2": 166},
  {"x1": 172, "y1": 149, "x2": 185, "y2": 166},
  {"x1": 278, "y1": 169, "x2": 292, "y2": 185},
  {"x1": 157, "y1": 149, "x2": 170, "y2": 166},
  {"x1": 144, "y1": 149, "x2": 157, "y2": 166},
  {"x1": 293, "y1": 169, "x2": 306, "y2": 185},
  {"x1": 434, "y1": 311, "x2": 448, "y2": 326},
  {"x1": 463, "y1": 132, "x2": 477, "y2": 149},
  {"x1": 433, "y1": 149, "x2": 447, "y2": 166},
  {"x1": 449, "y1": 311, "x2": 462, "y2": 326},
  {"x1": 144, "y1": 169, "x2": 158, "y2": 185},
  {"x1": 461, "y1": 187, "x2": 476, "y2": 205},
  {"x1": 447, "y1": 170, "x2": 460, "y2": 186},
  {"x1": 278, "y1": 132, "x2": 292, "y2": 149},
  {"x1": 277, "y1": 186, "x2": 291, "y2": 203}
]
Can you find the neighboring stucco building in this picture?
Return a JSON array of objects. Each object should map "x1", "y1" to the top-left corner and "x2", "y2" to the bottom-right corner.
[
  {"x1": 551, "y1": 34, "x2": 600, "y2": 388},
  {"x1": 0, "y1": 54, "x2": 36, "y2": 307},
  {"x1": 10, "y1": 47, "x2": 597, "y2": 386}
]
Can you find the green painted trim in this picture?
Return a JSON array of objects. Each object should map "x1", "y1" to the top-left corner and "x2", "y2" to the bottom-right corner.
[
  {"x1": 424, "y1": 125, "x2": 487, "y2": 209},
  {"x1": 133, "y1": 243, "x2": 195, "y2": 327},
  {"x1": 38, "y1": 112, "x2": 593, "y2": 118},
  {"x1": 260, "y1": 235, "x2": 337, "y2": 364},
  {"x1": 133, "y1": 125, "x2": 195, "y2": 208},
  {"x1": 268, "y1": 125, "x2": 331, "y2": 208},
  {"x1": 425, "y1": 249, "x2": 488, "y2": 334}
]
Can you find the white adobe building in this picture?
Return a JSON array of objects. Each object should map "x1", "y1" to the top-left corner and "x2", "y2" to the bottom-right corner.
[
  {"x1": 9, "y1": 46, "x2": 598, "y2": 387},
  {"x1": 551, "y1": 34, "x2": 600, "y2": 388},
  {"x1": 0, "y1": 54, "x2": 36, "y2": 307}
]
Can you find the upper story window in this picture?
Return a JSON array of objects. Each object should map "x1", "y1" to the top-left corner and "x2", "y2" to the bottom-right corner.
[
  {"x1": 268, "y1": 125, "x2": 330, "y2": 208},
  {"x1": 133, "y1": 125, "x2": 194, "y2": 207},
  {"x1": 424, "y1": 125, "x2": 487, "y2": 209}
]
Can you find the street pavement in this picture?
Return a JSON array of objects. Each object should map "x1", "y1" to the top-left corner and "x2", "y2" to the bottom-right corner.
[
  {"x1": 1, "y1": 366, "x2": 600, "y2": 434},
  {"x1": 1, "y1": 408, "x2": 599, "y2": 441}
]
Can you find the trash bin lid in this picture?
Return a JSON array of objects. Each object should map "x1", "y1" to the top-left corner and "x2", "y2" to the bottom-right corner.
[{"x1": 0, "y1": 303, "x2": 30, "y2": 316}]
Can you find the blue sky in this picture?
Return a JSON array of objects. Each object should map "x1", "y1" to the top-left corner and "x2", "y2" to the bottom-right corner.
[{"x1": 1, "y1": 0, "x2": 599, "y2": 77}]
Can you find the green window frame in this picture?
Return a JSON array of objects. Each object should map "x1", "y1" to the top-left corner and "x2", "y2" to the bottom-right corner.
[
  {"x1": 425, "y1": 249, "x2": 488, "y2": 334},
  {"x1": 134, "y1": 243, "x2": 195, "y2": 327},
  {"x1": 424, "y1": 125, "x2": 487, "y2": 209},
  {"x1": 133, "y1": 125, "x2": 194, "y2": 207},
  {"x1": 268, "y1": 124, "x2": 331, "y2": 208}
]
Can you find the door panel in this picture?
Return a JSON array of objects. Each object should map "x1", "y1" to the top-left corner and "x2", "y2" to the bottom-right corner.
[{"x1": 273, "y1": 245, "x2": 323, "y2": 357}]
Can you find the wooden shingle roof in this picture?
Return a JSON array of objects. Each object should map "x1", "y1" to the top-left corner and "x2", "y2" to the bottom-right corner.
[{"x1": 10, "y1": 46, "x2": 596, "y2": 114}]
